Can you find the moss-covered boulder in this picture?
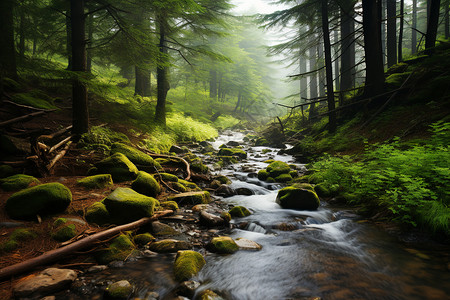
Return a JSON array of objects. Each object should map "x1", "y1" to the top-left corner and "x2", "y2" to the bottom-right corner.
[
  {"x1": 51, "y1": 224, "x2": 76, "y2": 242},
  {"x1": 95, "y1": 234, "x2": 137, "y2": 264},
  {"x1": 105, "y1": 280, "x2": 133, "y2": 300},
  {"x1": 170, "y1": 182, "x2": 188, "y2": 193},
  {"x1": 159, "y1": 173, "x2": 179, "y2": 182},
  {"x1": 199, "y1": 290, "x2": 225, "y2": 300},
  {"x1": 276, "y1": 184, "x2": 320, "y2": 211},
  {"x1": 131, "y1": 171, "x2": 161, "y2": 197},
  {"x1": 274, "y1": 173, "x2": 293, "y2": 183},
  {"x1": 160, "y1": 201, "x2": 179, "y2": 210},
  {"x1": 111, "y1": 143, "x2": 159, "y2": 171},
  {"x1": 173, "y1": 250, "x2": 206, "y2": 282},
  {"x1": 95, "y1": 153, "x2": 138, "y2": 182},
  {"x1": 215, "y1": 175, "x2": 231, "y2": 185},
  {"x1": 0, "y1": 165, "x2": 16, "y2": 178},
  {"x1": 103, "y1": 187, "x2": 159, "y2": 224},
  {"x1": 76, "y1": 174, "x2": 113, "y2": 189},
  {"x1": 150, "y1": 221, "x2": 180, "y2": 236},
  {"x1": 255, "y1": 137, "x2": 269, "y2": 146},
  {"x1": 257, "y1": 170, "x2": 269, "y2": 181},
  {"x1": 133, "y1": 233, "x2": 154, "y2": 246},
  {"x1": 266, "y1": 161, "x2": 291, "y2": 178},
  {"x1": 168, "y1": 191, "x2": 211, "y2": 205},
  {"x1": 229, "y1": 206, "x2": 251, "y2": 218},
  {"x1": 218, "y1": 148, "x2": 247, "y2": 159},
  {"x1": 149, "y1": 239, "x2": 190, "y2": 253},
  {"x1": 1, "y1": 228, "x2": 37, "y2": 253},
  {"x1": 207, "y1": 236, "x2": 239, "y2": 254},
  {"x1": 85, "y1": 202, "x2": 110, "y2": 225},
  {"x1": 5, "y1": 183, "x2": 72, "y2": 220},
  {"x1": 178, "y1": 179, "x2": 201, "y2": 191},
  {"x1": 1, "y1": 174, "x2": 40, "y2": 191}
]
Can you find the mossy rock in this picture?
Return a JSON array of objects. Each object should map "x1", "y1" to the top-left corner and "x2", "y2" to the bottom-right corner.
[
  {"x1": 178, "y1": 179, "x2": 201, "y2": 191},
  {"x1": 76, "y1": 174, "x2": 113, "y2": 189},
  {"x1": 131, "y1": 171, "x2": 161, "y2": 197},
  {"x1": 111, "y1": 143, "x2": 158, "y2": 171},
  {"x1": 95, "y1": 234, "x2": 137, "y2": 264},
  {"x1": 85, "y1": 202, "x2": 110, "y2": 225},
  {"x1": 5, "y1": 183, "x2": 72, "y2": 220},
  {"x1": 0, "y1": 165, "x2": 16, "y2": 178},
  {"x1": 218, "y1": 148, "x2": 247, "y2": 159},
  {"x1": 191, "y1": 162, "x2": 209, "y2": 174},
  {"x1": 173, "y1": 250, "x2": 206, "y2": 282},
  {"x1": 95, "y1": 153, "x2": 138, "y2": 182},
  {"x1": 257, "y1": 170, "x2": 269, "y2": 181},
  {"x1": 289, "y1": 170, "x2": 298, "y2": 178},
  {"x1": 199, "y1": 290, "x2": 225, "y2": 300},
  {"x1": 274, "y1": 173, "x2": 293, "y2": 183},
  {"x1": 385, "y1": 72, "x2": 412, "y2": 88},
  {"x1": 10, "y1": 228, "x2": 38, "y2": 241},
  {"x1": 105, "y1": 280, "x2": 133, "y2": 300},
  {"x1": 255, "y1": 137, "x2": 269, "y2": 146},
  {"x1": 170, "y1": 182, "x2": 188, "y2": 193},
  {"x1": 221, "y1": 212, "x2": 232, "y2": 222},
  {"x1": 1, "y1": 174, "x2": 40, "y2": 191},
  {"x1": 218, "y1": 156, "x2": 238, "y2": 165},
  {"x1": 133, "y1": 233, "x2": 154, "y2": 246},
  {"x1": 207, "y1": 236, "x2": 239, "y2": 254},
  {"x1": 53, "y1": 217, "x2": 67, "y2": 227},
  {"x1": 159, "y1": 173, "x2": 179, "y2": 182},
  {"x1": 264, "y1": 159, "x2": 275, "y2": 164},
  {"x1": 103, "y1": 187, "x2": 159, "y2": 224},
  {"x1": 276, "y1": 185, "x2": 320, "y2": 211},
  {"x1": 266, "y1": 177, "x2": 275, "y2": 183},
  {"x1": 168, "y1": 191, "x2": 211, "y2": 205},
  {"x1": 266, "y1": 161, "x2": 291, "y2": 178},
  {"x1": 229, "y1": 206, "x2": 251, "y2": 218},
  {"x1": 150, "y1": 221, "x2": 180, "y2": 236},
  {"x1": 160, "y1": 201, "x2": 179, "y2": 210},
  {"x1": 51, "y1": 224, "x2": 76, "y2": 242},
  {"x1": 149, "y1": 239, "x2": 190, "y2": 253},
  {"x1": 0, "y1": 240, "x2": 19, "y2": 253},
  {"x1": 292, "y1": 183, "x2": 314, "y2": 190},
  {"x1": 215, "y1": 175, "x2": 231, "y2": 185},
  {"x1": 12, "y1": 92, "x2": 57, "y2": 110}
]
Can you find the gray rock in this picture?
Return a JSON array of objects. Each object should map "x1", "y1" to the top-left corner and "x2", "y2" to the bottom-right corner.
[
  {"x1": 215, "y1": 185, "x2": 235, "y2": 197},
  {"x1": 151, "y1": 221, "x2": 180, "y2": 236},
  {"x1": 13, "y1": 268, "x2": 77, "y2": 298},
  {"x1": 177, "y1": 280, "x2": 200, "y2": 298},
  {"x1": 235, "y1": 238, "x2": 262, "y2": 250},
  {"x1": 235, "y1": 187, "x2": 254, "y2": 196},
  {"x1": 105, "y1": 280, "x2": 133, "y2": 299},
  {"x1": 148, "y1": 239, "x2": 191, "y2": 253},
  {"x1": 87, "y1": 265, "x2": 108, "y2": 273},
  {"x1": 199, "y1": 211, "x2": 225, "y2": 227}
]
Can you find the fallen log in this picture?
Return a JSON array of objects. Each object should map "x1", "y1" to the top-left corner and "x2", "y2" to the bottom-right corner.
[
  {"x1": 37, "y1": 125, "x2": 73, "y2": 142},
  {"x1": 47, "y1": 140, "x2": 72, "y2": 170},
  {"x1": 0, "y1": 210, "x2": 173, "y2": 282},
  {"x1": 138, "y1": 146, "x2": 191, "y2": 181},
  {"x1": 48, "y1": 136, "x2": 73, "y2": 154},
  {"x1": 0, "y1": 110, "x2": 56, "y2": 128}
]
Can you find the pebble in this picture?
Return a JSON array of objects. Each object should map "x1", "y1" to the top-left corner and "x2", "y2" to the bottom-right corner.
[{"x1": 87, "y1": 265, "x2": 108, "y2": 273}]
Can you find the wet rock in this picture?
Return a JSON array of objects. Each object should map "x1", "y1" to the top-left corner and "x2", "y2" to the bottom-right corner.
[
  {"x1": 226, "y1": 141, "x2": 240, "y2": 147},
  {"x1": 235, "y1": 187, "x2": 254, "y2": 196},
  {"x1": 235, "y1": 238, "x2": 262, "y2": 250},
  {"x1": 149, "y1": 239, "x2": 190, "y2": 253},
  {"x1": 105, "y1": 280, "x2": 133, "y2": 299},
  {"x1": 87, "y1": 265, "x2": 108, "y2": 273},
  {"x1": 13, "y1": 268, "x2": 77, "y2": 298},
  {"x1": 145, "y1": 291, "x2": 160, "y2": 300},
  {"x1": 218, "y1": 148, "x2": 247, "y2": 159},
  {"x1": 151, "y1": 221, "x2": 180, "y2": 236},
  {"x1": 142, "y1": 250, "x2": 158, "y2": 257},
  {"x1": 170, "y1": 145, "x2": 189, "y2": 154},
  {"x1": 173, "y1": 250, "x2": 206, "y2": 282},
  {"x1": 207, "y1": 236, "x2": 239, "y2": 254},
  {"x1": 199, "y1": 211, "x2": 226, "y2": 227},
  {"x1": 192, "y1": 204, "x2": 210, "y2": 212},
  {"x1": 275, "y1": 222, "x2": 297, "y2": 231},
  {"x1": 134, "y1": 233, "x2": 155, "y2": 246},
  {"x1": 198, "y1": 289, "x2": 225, "y2": 300},
  {"x1": 177, "y1": 280, "x2": 200, "y2": 298},
  {"x1": 96, "y1": 234, "x2": 137, "y2": 264},
  {"x1": 214, "y1": 185, "x2": 235, "y2": 197},
  {"x1": 168, "y1": 191, "x2": 211, "y2": 205},
  {"x1": 229, "y1": 206, "x2": 251, "y2": 218},
  {"x1": 276, "y1": 184, "x2": 320, "y2": 211}
]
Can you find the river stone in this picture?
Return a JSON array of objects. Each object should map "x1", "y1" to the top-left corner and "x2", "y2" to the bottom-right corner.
[
  {"x1": 5, "y1": 182, "x2": 72, "y2": 220},
  {"x1": 199, "y1": 289, "x2": 225, "y2": 300},
  {"x1": 105, "y1": 280, "x2": 133, "y2": 299},
  {"x1": 151, "y1": 221, "x2": 180, "y2": 236},
  {"x1": 235, "y1": 187, "x2": 254, "y2": 196},
  {"x1": 215, "y1": 184, "x2": 235, "y2": 197},
  {"x1": 226, "y1": 141, "x2": 240, "y2": 147},
  {"x1": 266, "y1": 161, "x2": 291, "y2": 177},
  {"x1": 177, "y1": 280, "x2": 200, "y2": 298},
  {"x1": 168, "y1": 191, "x2": 211, "y2": 205},
  {"x1": 94, "y1": 153, "x2": 138, "y2": 182},
  {"x1": 276, "y1": 184, "x2": 320, "y2": 211},
  {"x1": 235, "y1": 238, "x2": 262, "y2": 250},
  {"x1": 229, "y1": 206, "x2": 251, "y2": 218},
  {"x1": 173, "y1": 250, "x2": 206, "y2": 282},
  {"x1": 103, "y1": 187, "x2": 159, "y2": 224},
  {"x1": 149, "y1": 239, "x2": 190, "y2": 253},
  {"x1": 13, "y1": 268, "x2": 77, "y2": 298},
  {"x1": 199, "y1": 211, "x2": 226, "y2": 227},
  {"x1": 87, "y1": 265, "x2": 108, "y2": 273},
  {"x1": 192, "y1": 204, "x2": 210, "y2": 212},
  {"x1": 207, "y1": 236, "x2": 239, "y2": 254},
  {"x1": 218, "y1": 148, "x2": 247, "y2": 159}
]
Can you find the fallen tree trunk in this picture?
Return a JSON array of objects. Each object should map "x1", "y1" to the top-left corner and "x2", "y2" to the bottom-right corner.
[
  {"x1": 0, "y1": 210, "x2": 173, "y2": 282},
  {"x1": 38, "y1": 125, "x2": 73, "y2": 142},
  {"x1": 0, "y1": 109, "x2": 56, "y2": 128},
  {"x1": 47, "y1": 140, "x2": 72, "y2": 171}
]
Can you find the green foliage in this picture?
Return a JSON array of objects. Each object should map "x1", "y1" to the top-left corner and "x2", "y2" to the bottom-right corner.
[
  {"x1": 309, "y1": 121, "x2": 450, "y2": 234},
  {"x1": 80, "y1": 126, "x2": 130, "y2": 148},
  {"x1": 167, "y1": 113, "x2": 218, "y2": 142},
  {"x1": 11, "y1": 92, "x2": 57, "y2": 110},
  {"x1": 51, "y1": 224, "x2": 77, "y2": 242}
]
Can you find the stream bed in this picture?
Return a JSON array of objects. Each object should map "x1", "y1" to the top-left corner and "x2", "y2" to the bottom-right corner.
[{"x1": 65, "y1": 131, "x2": 449, "y2": 300}]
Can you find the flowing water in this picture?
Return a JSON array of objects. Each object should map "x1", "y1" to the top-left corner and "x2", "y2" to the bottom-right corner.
[{"x1": 65, "y1": 131, "x2": 449, "y2": 300}]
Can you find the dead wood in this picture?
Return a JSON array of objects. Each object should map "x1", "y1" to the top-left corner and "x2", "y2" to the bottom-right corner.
[
  {"x1": 37, "y1": 125, "x2": 73, "y2": 142},
  {"x1": 46, "y1": 141, "x2": 72, "y2": 171},
  {"x1": 2, "y1": 100, "x2": 50, "y2": 112},
  {"x1": 48, "y1": 136, "x2": 73, "y2": 155},
  {"x1": 0, "y1": 110, "x2": 56, "y2": 128},
  {"x1": 0, "y1": 210, "x2": 173, "y2": 282}
]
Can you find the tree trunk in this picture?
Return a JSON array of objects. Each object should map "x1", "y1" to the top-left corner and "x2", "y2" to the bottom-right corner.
[
  {"x1": 209, "y1": 69, "x2": 217, "y2": 99},
  {"x1": 309, "y1": 43, "x2": 318, "y2": 120},
  {"x1": 322, "y1": 0, "x2": 336, "y2": 133},
  {"x1": 66, "y1": 12, "x2": 72, "y2": 70},
  {"x1": 333, "y1": 29, "x2": 340, "y2": 91},
  {"x1": 425, "y1": 0, "x2": 441, "y2": 54},
  {"x1": 317, "y1": 44, "x2": 326, "y2": 97},
  {"x1": 412, "y1": 0, "x2": 417, "y2": 53},
  {"x1": 362, "y1": 0, "x2": 385, "y2": 97},
  {"x1": 0, "y1": 0, "x2": 17, "y2": 79},
  {"x1": 86, "y1": 13, "x2": 93, "y2": 72},
  {"x1": 234, "y1": 90, "x2": 241, "y2": 112},
  {"x1": 135, "y1": 66, "x2": 151, "y2": 97},
  {"x1": 70, "y1": 0, "x2": 89, "y2": 135},
  {"x1": 340, "y1": 3, "x2": 355, "y2": 92},
  {"x1": 19, "y1": 6, "x2": 26, "y2": 62},
  {"x1": 155, "y1": 16, "x2": 169, "y2": 127},
  {"x1": 398, "y1": 0, "x2": 404, "y2": 62},
  {"x1": 386, "y1": 0, "x2": 397, "y2": 67},
  {"x1": 381, "y1": 0, "x2": 386, "y2": 66},
  {"x1": 445, "y1": 0, "x2": 450, "y2": 39},
  {"x1": 300, "y1": 56, "x2": 307, "y2": 100}
]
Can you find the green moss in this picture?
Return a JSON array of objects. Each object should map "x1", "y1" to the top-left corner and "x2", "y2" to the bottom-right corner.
[
  {"x1": 10, "y1": 228, "x2": 38, "y2": 241},
  {"x1": 160, "y1": 201, "x2": 179, "y2": 210},
  {"x1": 159, "y1": 173, "x2": 179, "y2": 182},
  {"x1": 255, "y1": 137, "x2": 269, "y2": 146},
  {"x1": 1, "y1": 174, "x2": 40, "y2": 191},
  {"x1": 12, "y1": 92, "x2": 57, "y2": 110},
  {"x1": 262, "y1": 149, "x2": 272, "y2": 154},
  {"x1": 133, "y1": 233, "x2": 154, "y2": 246},
  {"x1": 229, "y1": 206, "x2": 251, "y2": 218},
  {"x1": 292, "y1": 183, "x2": 314, "y2": 190},
  {"x1": 0, "y1": 240, "x2": 18, "y2": 252},
  {"x1": 386, "y1": 72, "x2": 412, "y2": 88},
  {"x1": 266, "y1": 161, "x2": 291, "y2": 177},
  {"x1": 0, "y1": 165, "x2": 15, "y2": 178},
  {"x1": 264, "y1": 159, "x2": 275, "y2": 164},
  {"x1": 96, "y1": 234, "x2": 137, "y2": 264},
  {"x1": 276, "y1": 185, "x2": 320, "y2": 211},
  {"x1": 149, "y1": 239, "x2": 190, "y2": 253},
  {"x1": 207, "y1": 236, "x2": 239, "y2": 254},
  {"x1": 95, "y1": 153, "x2": 138, "y2": 182},
  {"x1": 105, "y1": 280, "x2": 133, "y2": 299},
  {"x1": 178, "y1": 179, "x2": 201, "y2": 191},
  {"x1": 85, "y1": 202, "x2": 110, "y2": 225},
  {"x1": 103, "y1": 187, "x2": 159, "y2": 224},
  {"x1": 218, "y1": 148, "x2": 247, "y2": 159},
  {"x1": 131, "y1": 171, "x2": 161, "y2": 197},
  {"x1": 76, "y1": 174, "x2": 113, "y2": 189},
  {"x1": 191, "y1": 162, "x2": 209, "y2": 173},
  {"x1": 215, "y1": 175, "x2": 231, "y2": 185},
  {"x1": 314, "y1": 183, "x2": 338, "y2": 197},
  {"x1": 111, "y1": 143, "x2": 158, "y2": 170},
  {"x1": 53, "y1": 217, "x2": 67, "y2": 227},
  {"x1": 274, "y1": 173, "x2": 293, "y2": 183},
  {"x1": 173, "y1": 250, "x2": 206, "y2": 282},
  {"x1": 257, "y1": 170, "x2": 269, "y2": 181},
  {"x1": 168, "y1": 191, "x2": 211, "y2": 205},
  {"x1": 266, "y1": 177, "x2": 275, "y2": 183},
  {"x1": 51, "y1": 224, "x2": 76, "y2": 242},
  {"x1": 289, "y1": 170, "x2": 298, "y2": 178},
  {"x1": 218, "y1": 156, "x2": 238, "y2": 165},
  {"x1": 5, "y1": 183, "x2": 72, "y2": 220},
  {"x1": 170, "y1": 182, "x2": 188, "y2": 193},
  {"x1": 220, "y1": 212, "x2": 231, "y2": 222}
]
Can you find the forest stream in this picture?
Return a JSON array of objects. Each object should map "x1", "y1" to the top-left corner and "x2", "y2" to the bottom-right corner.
[{"x1": 59, "y1": 131, "x2": 449, "y2": 300}]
